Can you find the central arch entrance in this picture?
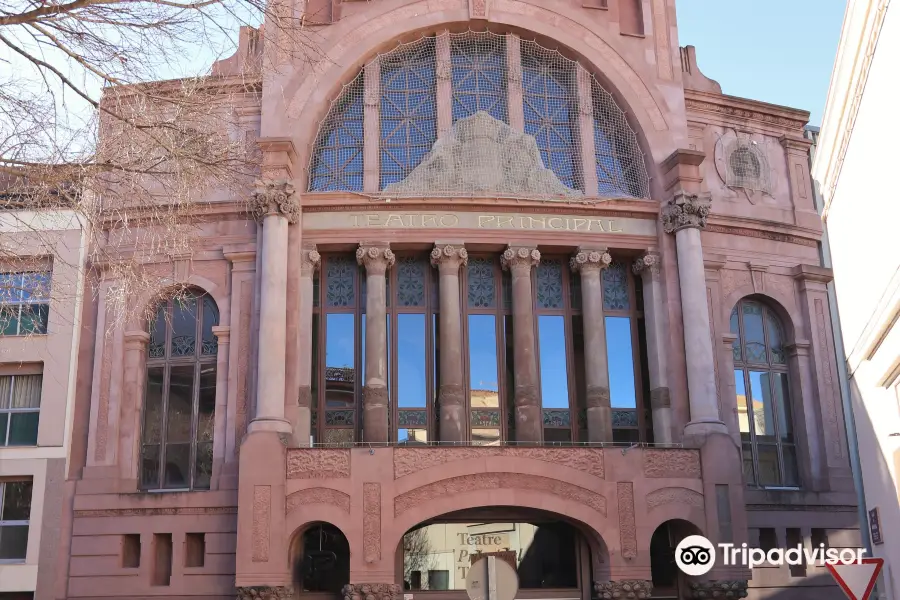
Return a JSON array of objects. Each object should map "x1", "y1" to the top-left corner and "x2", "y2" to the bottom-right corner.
[{"x1": 397, "y1": 507, "x2": 604, "y2": 600}]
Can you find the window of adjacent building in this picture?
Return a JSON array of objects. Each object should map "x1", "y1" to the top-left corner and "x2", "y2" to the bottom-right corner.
[
  {"x1": 141, "y1": 290, "x2": 218, "y2": 491},
  {"x1": 731, "y1": 299, "x2": 798, "y2": 488},
  {"x1": 0, "y1": 272, "x2": 50, "y2": 336},
  {"x1": 0, "y1": 374, "x2": 42, "y2": 447},
  {"x1": 309, "y1": 32, "x2": 649, "y2": 199},
  {"x1": 0, "y1": 480, "x2": 32, "y2": 562},
  {"x1": 402, "y1": 521, "x2": 580, "y2": 591}
]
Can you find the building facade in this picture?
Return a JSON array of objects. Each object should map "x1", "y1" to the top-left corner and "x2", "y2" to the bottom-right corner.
[
  {"x1": 0, "y1": 207, "x2": 87, "y2": 598},
  {"x1": 53, "y1": 1, "x2": 860, "y2": 599},
  {"x1": 812, "y1": 0, "x2": 898, "y2": 597}
]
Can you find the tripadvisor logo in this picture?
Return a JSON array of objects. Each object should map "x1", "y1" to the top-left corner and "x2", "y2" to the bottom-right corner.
[{"x1": 675, "y1": 535, "x2": 867, "y2": 576}]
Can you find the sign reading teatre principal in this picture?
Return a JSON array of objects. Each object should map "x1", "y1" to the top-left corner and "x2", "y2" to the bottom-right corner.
[{"x1": 303, "y1": 211, "x2": 656, "y2": 235}]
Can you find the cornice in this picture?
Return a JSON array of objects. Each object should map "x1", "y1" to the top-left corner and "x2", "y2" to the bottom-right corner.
[{"x1": 684, "y1": 89, "x2": 809, "y2": 132}]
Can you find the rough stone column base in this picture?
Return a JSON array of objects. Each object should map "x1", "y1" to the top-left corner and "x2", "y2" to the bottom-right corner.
[
  {"x1": 342, "y1": 583, "x2": 403, "y2": 600},
  {"x1": 683, "y1": 418, "x2": 728, "y2": 447},
  {"x1": 688, "y1": 580, "x2": 749, "y2": 598},
  {"x1": 236, "y1": 586, "x2": 294, "y2": 600},
  {"x1": 594, "y1": 580, "x2": 652, "y2": 599}
]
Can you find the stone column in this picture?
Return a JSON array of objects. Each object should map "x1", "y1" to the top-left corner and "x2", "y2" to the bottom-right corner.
[
  {"x1": 570, "y1": 248, "x2": 613, "y2": 443},
  {"x1": 430, "y1": 244, "x2": 468, "y2": 443},
  {"x1": 632, "y1": 252, "x2": 673, "y2": 444},
  {"x1": 501, "y1": 245, "x2": 541, "y2": 443},
  {"x1": 296, "y1": 246, "x2": 321, "y2": 447},
  {"x1": 247, "y1": 179, "x2": 299, "y2": 435},
  {"x1": 357, "y1": 243, "x2": 395, "y2": 443},
  {"x1": 211, "y1": 325, "x2": 230, "y2": 485},
  {"x1": 661, "y1": 192, "x2": 727, "y2": 442},
  {"x1": 121, "y1": 330, "x2": 150, "y2": 482}
]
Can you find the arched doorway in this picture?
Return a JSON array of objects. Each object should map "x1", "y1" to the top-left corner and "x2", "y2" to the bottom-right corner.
[
  {"x1": 649, "y1": 520, "x2": 703, "y2": 599},
  {"x1": 398, "y1": 507, "x2": 601, "y2": 600},
  {"x1": 291, "y1": 522, "x2": 350, "y2": 598}
]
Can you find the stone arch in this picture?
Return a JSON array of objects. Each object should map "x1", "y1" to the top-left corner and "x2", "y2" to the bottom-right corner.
[
  {"x1": 639, "y1": 495, "x2": 707, "y2": 551},
  {"x1": 649, "y1": 519, "x2": 704, "y2": 597},
  {"x1": 135, "y1": 274, "x2": 229, "y2": 331},
  {"x1": 282, "y1": 1, "x2": 673, "y2": 191},
  {"x1": 723, "y1": 289, "x2": 800, "y2": 345},
  {"x1": 287, "y1": 520, "x2": 352, "y2": 595}
]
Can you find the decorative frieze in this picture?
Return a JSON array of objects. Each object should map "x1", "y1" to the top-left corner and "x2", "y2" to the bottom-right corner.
[
  {"x1": 249, "y1": 179, "x2": 300, "y2": 224},
  {"x1": 501, "y1": 245, "x2": 541, "y2": 271},
  {"x1": 356, "y1": 244, "x2": 395, "y2": 275},
  {"x1": 688, "y1": 580, "x2": 749, "y2": 599},
  {"x1": 430, "y1": 244, "x2": 468, "y2": 270},
  {"x1": 342, "y1": 584, "x2": 402, "y2": 600},
  {"x1": 594, "y1": 580, "x2": 653, "y2": 599},
  {"x1": 632, "y1": 252, "x2": 661, "y2": 277},
  {"x1": 570, "y1": 248, "x2": 612, "y2": 273},
  {"x1": 660, "y1": 192, "x2": 711, "y2": 233}
]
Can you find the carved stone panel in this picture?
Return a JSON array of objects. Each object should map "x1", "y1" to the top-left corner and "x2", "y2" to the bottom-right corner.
[
  {"x1": 617, "y1": 483, "x2": 637, "y2": 559},
  {"x1": 393, "y1": 447, "x2": 605, "y2": 479},
  {"x1": 642, "y1": 450, "x2": 702, "y2": 478},
  {"x1": 285, "y1": 487, "x2": 351, "y2": 514},
  {"x1": 363, "y1": 483, "x2": 381, "y2": 563},
  {"x1": 287, "y1": 449, "x2": 351, "y2": 479}
]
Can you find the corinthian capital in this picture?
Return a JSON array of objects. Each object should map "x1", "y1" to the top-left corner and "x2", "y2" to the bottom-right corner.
[
  {"x1": 569, "y1": 247, "x2": 612, "y2": 274},
  {"x1": 501, "y1": 245, "x2": 540, "y2": 271},
  {"x1": 660, "y1": 191, "x2": 711, "y2": 234},
  {"x1": 250, "y1": 179, "x2": 300, "y2": 224},
  {"x1": 632, "y1": 252, "x2": 661, "y2": 277},
  {"x1": 356, "y1": 244, "x2": 395, "y2": 275},
  {"x1": 301, "y1": 245, "x2": 321, "y2": 277},
  {"x1": 430, "y1": 244, "x2": 468, "y2": 272}
]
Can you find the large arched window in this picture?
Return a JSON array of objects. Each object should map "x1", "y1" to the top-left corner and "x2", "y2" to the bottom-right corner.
[
  {"x1": 730, "y1": 299, "x2": 798, "y2": 488},
  {"x1": 142, "y1": 290, "x2": 219, "y2": 491},
  {"x1": 309, "y1": 31, "x2": 649, "y2": 199}
]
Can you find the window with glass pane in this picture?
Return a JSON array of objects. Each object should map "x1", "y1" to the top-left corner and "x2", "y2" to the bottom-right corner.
[
  {"x1": 141, "y1": 290, "x2": 218, "y2": 490},
  {"x1": 309, "y1": 78, "x2": 365, "y2": 192},
  {"x1": 0, "y1": 374, "x2": 41, "y2": 446},
  {"x1": 451, "y1": 34, "x2": 507, "y2": 123},
  {"x1": 601, "y1": 261, "x2": 645, "y2": 443},
  {"x1": 731, "y1": 299, "x2": 797, "y2": 487},
  {"x1": 0, "y1": 272, "x2": 50, "y2": 336},
  {"x1": 0, "y1": 480, "x2": 32, "y2": 561}
]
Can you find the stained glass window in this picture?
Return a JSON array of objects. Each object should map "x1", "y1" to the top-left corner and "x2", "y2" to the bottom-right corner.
[
  {"x1": 602, "y1": 262, "x2": 630, "y2": 311},
  {"x1": 593, "y1": 83, "x2": 649, "y2": 198},
  {"x1": 309, "y1": 78, "x2": 365, "y2": 191},
  {"x1": 326, "y1": 256, "x2": 357, "y2": 308},
  {"x1": 467, "y1": 258, "x2": 496, "y2": 308},
  {"x1": 396, "y1": 257, "x2": 427, "y2": 307},
  {"x1": 451, "y1": 34, "x2": 507, "y2": 122},
  {"x1": 732, "y1": 299, "x2": 797, "y2": 488},
  {"x1": 536, "y1": 259, "x2": 564, "y2": 309},
  {"x1": 142, "y1": 290, "x2": 218, "y2": 491}
]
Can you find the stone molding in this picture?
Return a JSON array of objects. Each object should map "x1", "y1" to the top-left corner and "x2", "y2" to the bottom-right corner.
[
  {"x1": 301, "y1": 246, "x2": 321, "y2": 277},
  {"x1": 211, "y1": 325, "x2": 231, "y2": 342},
  {"x1": 437, "y1": 383, "x2": 465, "y2": 407},
  {"x1": 430, "y1": 244, "x2": 468, "y2": 271},
  {"x1": 501, "y1": 245, "x2": 541, "y2": 271},
  {"x1": 249, "y1": 179, "x2": 300, "y2": 224},
  {"x1": 356, "y1": 244, "x2": 395, "y2": 275},
  {"x1": 594, "y1": 580, "x2": 653, "y2": 599},
  {"x1": 123, "y1": 330, "x2": 151, "y2": 347},
  {"x1": 688, "y1": 580, "x2": 749, "y2": 599},
  {"x1": 649, "y1": 387, "x2": 671, "y2": 409},
  {"x1": 632, "y1": 252, "x2": 661, "y2": 277},
  {"x1": 570, "y1": 248, "x2": 612, "y2": 273},
  {"x1": 586, "y1": 385, "x2": 611, "y2": 408},
  {"x1": 661, "y1": 192, "x2": 711, "y2": 233},
  {"x1": 393, "y1": 447, "x2": 605, "y2": 479},
  {"x1": 237, "y1": 587, "x2": 294, "y2": 600},
  {"x1": 342, "y1": 584, "x2": 403, "y2": 600}
]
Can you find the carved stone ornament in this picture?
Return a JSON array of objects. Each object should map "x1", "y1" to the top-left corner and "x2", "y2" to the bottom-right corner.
[
  {"x1": 236, "y1": 587, "x2": 294, "y2": 600},
  {"x1": 356, "y1": 245, "x2": 396, "y2": 275},
  {"x1": 438, "y1": 383, "x2": 466, "y2": 407},
  {"x1": 501, "y1": 246, "x2": 541, "y2": 271},
  {"x1": 250, "y1": 179, "x2": 300, "y2": 224},
  {"x1": 382, "y1": 111, "x2": 583, "y2": 199},
  {"x1": 342, "y1": 583, "x2": 403, "y2": 600},
  {"x1": 430, "y1": 244, "x2": 468, "y2": 270},
  {"x1": 586, "y1": 385, "x2": 611, "y2": 408},
  {"x1": 660, "y1": 192, "x2": 711, "y2": 234},
  {"x1": 632, "y1": 252, "x2": 661, "y2": 277},
  {"x1": 688, "y1": 581, "x2": 749, "y2": 599},
  {"x1": 301, "y1": 247, "x2": 321, "y2": 276},
  {"x1": 594, "y1": 580, "x2": 653, "y2": 599},
  {"x1": 570, "y1": 249, "x2": 612, "y2": 273}
]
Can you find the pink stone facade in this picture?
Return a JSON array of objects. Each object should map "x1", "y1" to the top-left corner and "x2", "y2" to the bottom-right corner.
[{"x1": 52, "y1": 2, "x2": 858, "y2": 600}]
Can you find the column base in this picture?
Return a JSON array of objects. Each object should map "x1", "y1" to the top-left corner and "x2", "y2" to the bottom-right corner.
[
  {"x1": 594, "y1": 580, "x2": 652, "y2": 599},
  {"x1": 237, "y1": 586, "x2": 294, "y2": 600},
  {"x1": 687, "y1": 580, "x2": 748, "y2": 599},
  {"x1": 342, "y1": 583, "x2": 402, "y2": 600},
  {"x1": 247, "y1": 417, "x2": 293, "y2": 435},
  {"x1": 683, "y1": 418, "x2": 728, "y2": 447}
]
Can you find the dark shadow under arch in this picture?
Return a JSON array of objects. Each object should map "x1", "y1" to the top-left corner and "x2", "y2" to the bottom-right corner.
[
  {"x1": 650, "y1": 519, "x2": 703, "y2": 599},
  {"x1": 290, "y1": 522, "x2": 351, "y2": 596}
]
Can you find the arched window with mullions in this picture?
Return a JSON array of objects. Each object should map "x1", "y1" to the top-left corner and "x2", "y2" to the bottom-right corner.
[
  {"x1": 730, "y1": 299, "x2": 799, "y2": 488},
  {"x1": 142, "y1": 290, "x2": 219, "y2": 491}
]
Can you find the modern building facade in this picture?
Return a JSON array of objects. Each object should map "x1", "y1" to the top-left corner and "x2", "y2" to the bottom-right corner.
[
  {"x1": 0, "y1": 205, "x2": 87, "y2": 598},
  {"x1": 52, "y1": 1, "x2": 861, "y2": 599},
  {"x1": 812, "y1": 0, "x2": 898, "y2": 598}
]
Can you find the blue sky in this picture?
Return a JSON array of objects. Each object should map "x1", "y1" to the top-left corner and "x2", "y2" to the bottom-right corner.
[{"x1": 675, "y1": 0, "x2": 847, "y2": 126}]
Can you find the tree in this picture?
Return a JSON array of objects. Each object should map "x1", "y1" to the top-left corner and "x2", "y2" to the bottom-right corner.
[{"x1": 0, "y1": 0, "x2": 318, "y2": 329}]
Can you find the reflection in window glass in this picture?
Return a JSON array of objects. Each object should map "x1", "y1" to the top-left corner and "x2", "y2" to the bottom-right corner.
[
  {"x1": 468, "y1": 315, "x2": 499, "y2": 404},
  {"x1": 734, "y1": 370, "x2": 750, "y2": 435},
  {"x1": 605, "y1": 317, "x2": 636, "y2": 408},
  {"x1": 325, "y1": 314, "x2": 355, "y2": 409},
  {"x1": 538, "y1": 316, "x2": 569, "y2": 409},
  {"x1": 748, "y1": 371, "x2": 775, "y2": 440}
]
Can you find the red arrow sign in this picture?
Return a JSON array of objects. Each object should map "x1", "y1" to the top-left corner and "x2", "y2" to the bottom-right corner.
[{"x1": 827, "y1": 558, "x2": 884, "y2": 600}]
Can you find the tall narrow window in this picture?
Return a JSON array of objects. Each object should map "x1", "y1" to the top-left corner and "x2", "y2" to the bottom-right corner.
[
  {"x1": 464, "y1": 257, "x2": 510, "y2": 444},
  {"x1": 0, "y1": 479, "x2": 32, "y2": 561},
  {"x1": 309, "y1": 79, "x2": 365, "y2": 192},
  {"x1": 0, "y1": 373, "x2": 41, "y2": 446},
  {"x1": 732, "y1": 299, "x2": 797, "y2": 487},
  {"x1": 142, "y1": 290, "x2": 218, "y2": 491},
  {"x1": 535, "y1": 258, "x2": 577, "y2": 443},
  {"x1": 602, "y1": 261, "x2": 646, "y2": 443},
  {"x1": 0, "y1": 272, "x2": 50, "y2": 336}
]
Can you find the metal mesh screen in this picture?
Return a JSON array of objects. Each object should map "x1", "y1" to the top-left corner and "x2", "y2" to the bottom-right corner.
[
  {"x1": 308, "y1": 31, "x2": 650, "y2": 199},
  {"x1": 724, "y1": 138, "x2": 771, "y2": 193}
]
